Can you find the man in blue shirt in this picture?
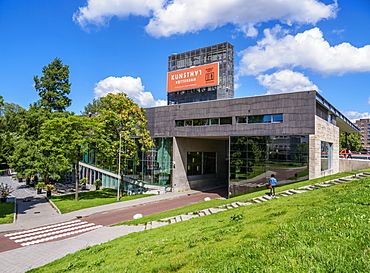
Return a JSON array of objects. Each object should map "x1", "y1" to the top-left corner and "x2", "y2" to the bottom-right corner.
[{"x1": 269, "y1": 174, "x2": 277, "y2": 196}]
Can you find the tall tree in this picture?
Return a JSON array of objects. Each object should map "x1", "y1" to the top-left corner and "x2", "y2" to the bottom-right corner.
[
  {"x1": 38, "y1": 115, "x2": 106, "y2": 201},
  {"x1": 34, "y1": 58, "x2": 72, "y2": 112},
  {"x1": 97, "y1": 93, "x2": 153, "y2": 168},
  {"x1": 95, "y1": 93, "x2": 153, "y2": 196}
]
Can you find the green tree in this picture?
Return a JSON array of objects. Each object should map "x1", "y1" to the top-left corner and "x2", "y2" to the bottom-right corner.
[
  {"x1": 0, "y1": 102, "x2": 26, "y2": 170},
  {"x1": 38, "y1": 115, "x2": 106, "y2": 201},
  {"x1": 6, "y1": 105, "x2": 71, "y2": 180},
  {"x1": 81, "y1": 93, "x2": 153, "y2": 196},
  {"x1": 97, "y1": 93, "x2": 153, "y2": 167},
  {"x1": 81, "y1": 97, "x2": 108, "y2": 115},
  {"x1": 34, "y1": 58, "x2": 72, "y2": 112},
  {"x1": 340, "y1": 133, "x2": 363, "y2": 152}
]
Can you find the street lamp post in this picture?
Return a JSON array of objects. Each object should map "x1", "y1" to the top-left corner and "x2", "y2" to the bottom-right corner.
[{"x1": 117, "y1": 132, "x2": 122, "y2": 201}]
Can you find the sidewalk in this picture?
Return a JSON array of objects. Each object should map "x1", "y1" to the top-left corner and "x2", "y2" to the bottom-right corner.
[
  {"x1": 0, "y1": 176, "x2": 224, "y2": 272},
  {"x1": 0, "y1": 175, "x2": 215, "y2": 233}
]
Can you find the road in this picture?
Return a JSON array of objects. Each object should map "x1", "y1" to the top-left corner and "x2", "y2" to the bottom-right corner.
[{"x1": 0, "y1": 175, "x2": 227, "y2": 253}]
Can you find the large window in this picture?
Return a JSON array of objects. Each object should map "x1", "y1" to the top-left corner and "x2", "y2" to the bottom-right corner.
[
  {"x1": 229, "y1": 135, "x2": 309, "y2": 197},
  {"x1": 321, "y1": 141, "x2": 333, "y2": 172},
  {"x1": 176, "y1": 117, "x2": 232, "y2": 127},
  {"x1": 236, "y1": 114, "x2": 283, "y2": 124},
  {"x1": 187, "y1": 152, "x2": 216, "y2": 176}
]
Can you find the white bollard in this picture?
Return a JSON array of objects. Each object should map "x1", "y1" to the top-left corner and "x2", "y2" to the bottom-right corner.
[
  {"x1": 204, "y1": 197, "x2": 211, "y2": 201},
  {"x1": 133, "y1": 213, "x2": 143, "y2": 219}
]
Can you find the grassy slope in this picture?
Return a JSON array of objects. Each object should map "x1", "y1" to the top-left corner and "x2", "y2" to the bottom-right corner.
[
  {"x1": 120, "y1": 169, "x2": 370, "y2": 226},
  {"x1": 29, "y1": 175, "x2": 370, "y2": 272},
  {"x1": 0, "y1": 202, "x2": 14, "y2": 224}
]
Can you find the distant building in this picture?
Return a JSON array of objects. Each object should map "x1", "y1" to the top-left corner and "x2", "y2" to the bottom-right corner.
[
  {"x1": 167, "y1": 42, "x2": 234, "y2": 105},
  {"x1": 354, "y1": 118, "x2": 370, "y2": 151}
]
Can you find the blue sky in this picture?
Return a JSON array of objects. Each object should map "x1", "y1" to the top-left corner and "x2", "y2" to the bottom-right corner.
[{"x1": 0, "y1": 0, "x2": 369, "y2": 121}]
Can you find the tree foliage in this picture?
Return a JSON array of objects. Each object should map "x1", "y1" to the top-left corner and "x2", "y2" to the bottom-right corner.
[
  {"x1": 97, "y1": 93, "x2": 153, "y2": 168},
  {"x1": 340, "y1": 133, "x2": 363, "y2": 152},
  {"x1": 81, "y1": 97, "x2": 108, "y2": 115},
  {"x1": 34, "y1": 58, "x2": 72, "y2": 112},
  {"x1": 38, "y1": 115, "x2": 107, "y2": 200},
  {"x1": 0, "y1": 102, "x2": 26, "y2": 170}
]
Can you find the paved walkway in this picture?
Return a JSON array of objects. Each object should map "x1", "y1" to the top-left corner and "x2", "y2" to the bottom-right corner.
[
  {"x1": 0, "y1": 176, "x2": 226, "y2": 272},
  {"x1": 0, "y1": 173, "x2": 369, "y2": 272}
]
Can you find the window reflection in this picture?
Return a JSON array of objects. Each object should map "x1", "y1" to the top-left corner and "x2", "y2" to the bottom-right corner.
[{"x1": 229, "y1": 135, "x2": 309, "y2": 196}]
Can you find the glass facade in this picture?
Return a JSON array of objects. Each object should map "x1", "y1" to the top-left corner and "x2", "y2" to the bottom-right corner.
[
  {"x1": 187, "y1": 152, "x2": 216, "y2": 176},
  {"x1": 229, "y1": 135, "x2": 309, "y2": 196},
  {"x1": 123, "y1": 138, "x2": 173, "y2": 186},
  {"x1": 82, "y1": 137, "x2": 173, "y2": 190}
]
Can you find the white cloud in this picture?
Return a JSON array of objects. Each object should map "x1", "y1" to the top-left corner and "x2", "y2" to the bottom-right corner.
[
  {"x1": 368, "y1": 97, "x2": 370, "y2": 105},
  {"x1": 73, "y1": 0, "x2": 163, "y2": 29},
  {"x1": 74, "y1": 0, "x2": 337, "y2": 37},
  {"x1": 94, "y1": 76, "x2": 166, "y2": 107},
  {"x1": 343, "y1": 111, "x2": 370, "y2": 123},
  {"x1": 146, "y1": 0, "x2": 337, "y2": 37},
  {"x1": 257, "y1": 70, "x2": 319, "y2": 94},
  {"x1": 239, "y1": 26, "x2": 370, "y2": 76}
]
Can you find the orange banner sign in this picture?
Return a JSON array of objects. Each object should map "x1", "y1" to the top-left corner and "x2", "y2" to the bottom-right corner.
[{"x1": 167, "y1": 62, "x2": 219, "y2": 92}]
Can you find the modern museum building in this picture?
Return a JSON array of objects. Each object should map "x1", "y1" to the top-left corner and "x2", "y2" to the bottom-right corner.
[{"x1": 80, "y1": 42, "x2": 360, "y2": 197}]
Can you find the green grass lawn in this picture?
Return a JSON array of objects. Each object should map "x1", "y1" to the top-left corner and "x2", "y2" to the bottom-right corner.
[
  {"x1": 49, "y1": 188, "x2": 155, "y2": 214},
  {"x1": 28, "y1": 171, "x2": 370, "y2": 272},
  {"x1": 120, "y1": 169, "x2": 370, "y2": 226},
  {"x1": 0, "y1": 202, "x2": 14, "y2": 224}
]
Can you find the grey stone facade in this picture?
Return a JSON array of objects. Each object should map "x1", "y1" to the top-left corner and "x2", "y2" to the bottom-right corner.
[
  {"x1": 145, "y1": 91, "x2": 359, "y2": 194},
  {"x1": 147, "y1": 91, "x2": 317, "y2": 138}
]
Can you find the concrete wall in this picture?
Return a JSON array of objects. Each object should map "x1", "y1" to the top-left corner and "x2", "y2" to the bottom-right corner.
[
  {"x1": 309, "y1": 116, "x2": 340, "y2": 179},
  {"x1": 339, "y1": 159, "x2": 370, "y2": 172},
  {"x1": 172, "y1": 137, "x2": 228, "y2": 192}
]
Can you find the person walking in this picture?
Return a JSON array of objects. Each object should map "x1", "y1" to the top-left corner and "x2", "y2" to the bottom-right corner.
[
  {"x1": 269, "y1": 174, "x2": 277, "y2": 197},
  {"x1": 347, "y1": 148, "x2": 352, "y2": 159}
]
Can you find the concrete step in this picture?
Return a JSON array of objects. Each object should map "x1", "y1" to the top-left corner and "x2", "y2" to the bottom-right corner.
[
  {"x1": 208, "y1": 207, "x2": 227, "y2": 214},
  {"x1": 230, "y1": 202, "x2": 240, "y2": 208},
  {"x1": 236, "y1": 202, "x2": 253, "y2": 206},
  {"x1": 199, "y1": 209, "x2": 212, "y2": 216},
  {"x1": 315, "y1": 183, "x2": 331, "y2": 187},
  {"x1": 289, "y1": 189, "x2": 306, "y2": 194},
  {"x1": 255, "y1": 196, "x2": 269, "y2": 202},
  {"x1": 298, "y1": 185, "x2": 315, "y2": 190}
]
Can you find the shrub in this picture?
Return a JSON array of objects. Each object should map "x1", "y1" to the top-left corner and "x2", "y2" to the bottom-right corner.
[
  {"x1": 45, "y1": 184, "x2": 55, "y2": 192},
  {"x1": 80, "y1": 177, "x2": 88, "y2": 185},
  {"x1": 0, "y1": 182, "x2": 13, "y2": 199},
  {"x1": 35, "y1": 182, "x2": 45, "y2": 189},
  {"x1": 94, "y1": 179, "x2": 102, "y2": 190}
]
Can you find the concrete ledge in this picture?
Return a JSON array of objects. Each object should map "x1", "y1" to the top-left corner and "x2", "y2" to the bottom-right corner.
[{"x1": 339, "y1": 158, "x2": 370, "y2": 173}]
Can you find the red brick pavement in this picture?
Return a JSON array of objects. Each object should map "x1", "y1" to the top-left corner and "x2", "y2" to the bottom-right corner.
[{"x1": 0, "y1": 188, "x2": 227, "y2": 253}]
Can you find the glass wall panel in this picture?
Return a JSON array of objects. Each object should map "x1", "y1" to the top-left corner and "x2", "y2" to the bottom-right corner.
[
  {"x1": 229, "y1": 135, "x2": 309, "y2": 197},
  {"x1": 123, "y1": 138, "x2": 173, "y2": 187},
  {"x1": 220, "y1": 117, "x2": 232, "y2": 125},
  {"x1": 321, "y1": 141, "x2": 332, "y2": 172},
  {"x1": 187, "y1": 152, "x2": 217, "y2": 176}
]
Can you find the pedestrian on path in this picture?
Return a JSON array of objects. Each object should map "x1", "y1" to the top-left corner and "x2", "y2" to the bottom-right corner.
[
  {"x1": 347, "y1": 148, "x2": 352, "y2": 159},
  {"x1": 269, "y1": 174, "x2": 277, "y2": 196}
]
